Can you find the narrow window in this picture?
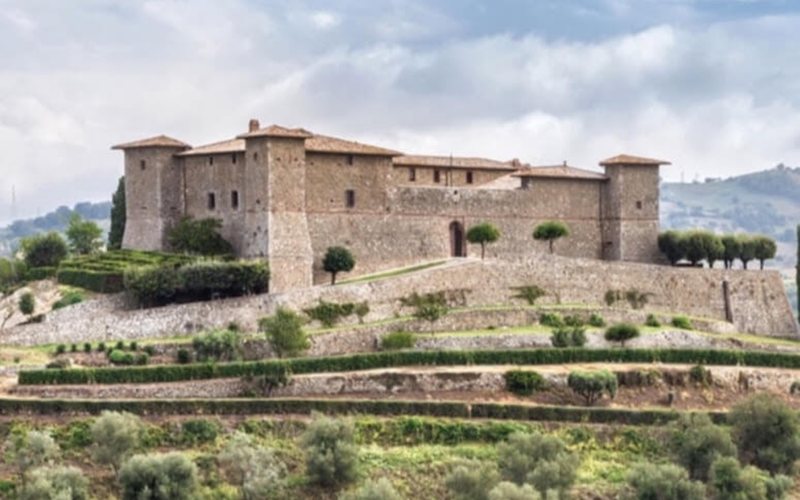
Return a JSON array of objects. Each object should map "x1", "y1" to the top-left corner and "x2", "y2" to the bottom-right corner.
[
  {"x1": 345, "y1": 189, "x2": 355, "y2": 208},
  {"x1": 231, "y1": 190, "x2": 239, "y2": 210},
  {"x1": 140, "y1": 160, "x2": 146, "y2": 170},
  {"x1": 207, "y1": 192, "x2": 216, "y2": 210},
  {"x1": 409, "y1": 168, "x2": 416, "y2": 181},
  {"x1": 636, "y1": 200, "x2": 643, "y2": 209},
  {"x1": 253, "y1": 152, "x2": 258, "y2": 161},
  {"x1": 232, "y1": 154, "x2": 237, "y2": 164},
  {"x1": 209, "y1": 156, "x2": 214, "y2": 165},
  {"x1": 466, "y1": 171, "x2": 474, "y2": 184},
  {"x1": 434, "y1": 169, "x2": 441, "y2": 183},
  {"x1": 346, "y1": 154, "x2": 354, "y2": 166}
]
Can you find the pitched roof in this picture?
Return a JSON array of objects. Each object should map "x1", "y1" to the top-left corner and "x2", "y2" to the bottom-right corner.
[
  {"x1": 513, "y1": 163, "x2": 607, "y2": 181},
  {"x1": 393, "y1": 155, "x2": 516, "y2": 171},
  {"x1": 236, "y1": 124, "x2": 313, "y2": 139},
  {"x1": 599, "y1": 154, "x2": 671, "y2": 166},
  {"x1": 306, "y1": 134, "x2": 401, "y2": 156},
  {"x1": 176, "y1": 138, "x2": 244, "y2": 157},
  {"x1": 111, "y1": 135, "x2": 190, "y2": 150}
]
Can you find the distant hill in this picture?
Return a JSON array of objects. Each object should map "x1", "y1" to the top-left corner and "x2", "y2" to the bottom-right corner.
[
  {"x1": 0, "y1": 201, "x2": 111, "y2": 256},
  {"x1": 661, "y1": 164, "x2": 800, "y2": 271}
]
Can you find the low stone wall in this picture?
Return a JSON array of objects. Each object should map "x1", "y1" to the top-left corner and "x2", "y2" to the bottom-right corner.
[
  {"x1": 2, "y1": 254, "x2": 795, "y2": 346},
  {"x1": 12, "y1": 365, "x2": 799, "y2": 400}
]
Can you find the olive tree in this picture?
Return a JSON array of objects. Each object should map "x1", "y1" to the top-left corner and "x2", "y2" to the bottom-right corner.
[
  {"x1": 567, "y1": 370, "x2": 617, "y2": 406},
  {"x1": 118, "y1": 452, "x2": 198, "y2": 500},
  {"x1": 738, "y1": 236, "x2": 757, "y2": 269},
  {"x1": 66, "y1": 213, "x2": 103, "y2": 255},
  {"x1": 446, "y1": 460, "x2": 501, "y2": 500},
  {"x1": 91, "y1": 411, "x2": 143, "y2": 473},
  {"x1": 339, "y1": 478, "x2": 403, "y2": 500},
  {"x1": 729, "y1": 393, "x2": 800, "y2": 474},
  {"x1": 218, "y1": 431, "x2": 286, "y2": 500},
  {"x1": 497, "y1": 431, "x2": 579, "y2": 498},
  {"x1": 487, "y1": 482, "x2": 541, "y2": 500},
  {"x1": 658, "y1": 231, "x2": 685, "y2": 265},
  {"x1": 3, "y1": 430, "x2": 60, "y2": 480},
  {"x1": 302, "y1": 413, "x2": 358, "y2": 488},
  {"x1": 604, "y1": 323, "x2": 640, "y2": 347},
  {"x1": 19, "y1": 465, "x2": 89, "y2": 500},
  {"x1": 626, "y1": 463, "x2": 705, "y2": 500},
  {"x1": 259, "y1": 307, "x2": 310, "y2": 358},
  {"x1": 721, "y1": 235, "x2": 741, "y2": 269},
  {"x1": 533, "y1": 221, "x2": 569, "y2": 254},
  {"x1": 466, "y1": 222, "x2": 501, "y2": 259},
  {"x1": 323, "y1": 246, "x2": 355, "y2": 285},
  {"x1": 667, "y1": 413, "x2": 736, "y2": 481}
]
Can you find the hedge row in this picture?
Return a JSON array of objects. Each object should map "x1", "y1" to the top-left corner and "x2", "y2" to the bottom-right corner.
[
  {"x1": 0, "y1": 397, "x2": 725, "y2": 425},
  {"x1": 57, "y1": 268, "x2": 125, "y2": 293},
  {"x1": 19, "y1": 348, "x2": 800, "y2": 386},
  {"x1": 25, "y1": 266, "x2": 57, "y2": 281}
]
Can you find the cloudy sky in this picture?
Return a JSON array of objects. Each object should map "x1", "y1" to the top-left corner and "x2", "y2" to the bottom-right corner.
[{"x1": 1, "y1": 0, "x2": 799, "y2": 224}]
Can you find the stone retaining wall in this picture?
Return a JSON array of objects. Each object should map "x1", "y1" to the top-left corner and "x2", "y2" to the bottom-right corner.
[{"x1": 2, "y1": 254, "x2": 796, "y2": 346}]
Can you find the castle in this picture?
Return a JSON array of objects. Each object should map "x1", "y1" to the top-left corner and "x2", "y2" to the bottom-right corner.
[{"x1": 113, "y1": 119, "x2": 670, "y2": 291}]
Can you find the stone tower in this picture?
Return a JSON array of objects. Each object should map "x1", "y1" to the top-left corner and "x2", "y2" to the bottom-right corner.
[
  {"x1": 600, "y1": 154, "x2": 670, "y2": 262},
  {"x1": 112, "y1": 136, "x2": 189, "y2": 251},
  {"x1": 237, "y1": 123, "x2": 314, "y2": 292}
]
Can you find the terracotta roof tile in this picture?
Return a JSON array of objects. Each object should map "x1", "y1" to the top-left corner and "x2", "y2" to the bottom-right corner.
[
  {"x1": 599, "y1": 154, "x2": 671, "y2": 166},
  {"x1": 393, "y1": 155, "x2": 516, "y2": 171},
  {"x1": 176, "y1": 138, "x2": 244, "y2": 157},
  {"x1": 111, "y1": 135, "x2": 190, "y2": 150},
  {"x1": 513, "y1": 163, "x2": 607, "y2": 181},
  {"x1": 237, "y1": 124, "x2": 313, "y2": 139},
  {"x1": 306, "y1": 135, "x2": 401, "y2": 156}
]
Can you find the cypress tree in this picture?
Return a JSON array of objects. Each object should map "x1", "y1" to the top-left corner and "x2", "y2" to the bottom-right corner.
[{"x1": 108, "y1": 177, "x2": 126, "y2": 250}]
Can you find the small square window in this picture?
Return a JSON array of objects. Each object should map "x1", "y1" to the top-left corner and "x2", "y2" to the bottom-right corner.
[
  {"x1": 345, "y1": 189, "x2": 355, "y2": 208},
  {"x1": 231, "y1": 190, "x2": 239, "y2": 210},
  {"x1": 346, "y1": 154, "x2": 354, "y2": 166},
  {"x1": 636, "y1": 200, "x2": 643, "y2": 209},
  {"x1": 434, "y1": 170, "x2": 441, "y2": 183},
  {"x1": 207, "y1": 193, "x2": 216, "y2": 210},
  {"x1": 466, "y1": 171, "x2": 474, "y2": 184},
  {"x1": 140, "y1": 160, "x2": 146, "y2": 170},
  {"x1": 409, "y1": 168, "x2": 416, "y2": 181}
]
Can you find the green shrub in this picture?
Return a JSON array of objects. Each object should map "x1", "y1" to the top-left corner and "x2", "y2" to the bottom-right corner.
[
  {"x1": 168, "y1": 217, "x2": 233, "y2": 256},
  {"x1": 791, "y1": 381, "x2": 800, "y2": 395},
  {"x1": 624, "y1": 290, "x2": 652, "y2": 309},
  {"x1": 97, "y1": 342, "x2": 106, "y2": 352},
  {"x1": 71, "y1": 343, "x2": 78, "y2": 353},
  {"x1": 354, "y1": 302, "x2": 370, "y2": 323},
  {"x1": 304, "y1": 300, "x2": 356, "y2": 327},
  {"x1": 511, "y1": 285, "x2": 546, "y2": 305},
  {"x1": 505, "y1": 371, "x2": 546, "y2": 396},
  {"x1": 604, "y1": 323, "x2": 640, "y2": 347},
  {"x1": 176, "y1": 348, "x2": 192, "y2": 364},
  {"x1": 20, "y1": 232, "x2": 68, "y2": 268},
  {"x1": 302, "y1": 413, "x2": 358, "y2": 487},
  {"x1": 91, "y1": 411, "x2": 143, "y2": 473},
  {"x1": 672, "y1": 315, "x2": 693, "y2": 329},
  {"x1": 119, "y1": 452, "x2": 198, "y2": 500},
  {"x1": 129, "y1": 341, "x2": 138, "y2": 351},
  {"x1": 124, "y1": 265, "x2": 180, "y2": 307},
  {"x1": 55, "y1": 344, "x2": 66, "y2": 355},
  {"x1": 567, "y1": 370, "x2": 617, "y2": 406},
  {"x1": 497, "y1": 431, "x2": 579, "y2": 498},
  {"x1": 180, "y1": 419, "x2": 219, "y2": 445},
  {"x1": 134, "y1": 353, "x2": 149, "y2": 366},
  {"x1": 19, "y1": 465, "x2": 89, "y2": 500},
  {"x1": 709, "y1": 456, "x2": 770, "y2": 499},
  {"x1": 19, "y1": 292, "x2": 35, "y2": 316},
  {"x1": 115, "y1": 340, "x2": 125, "y2": 350},
  {"x1": 588, "y1": 313, "x2": 606, "y2": 327},
  {"x1": 668, "y1": 413, "x2": 736, "y2": 481},
  {"x1": 644, "y1": 314, "x2": 661, "y2": 328},
  {"x1": 3, "y1": 430, "x2": 60, "y2": 478},
  {"x1": 143, "y1": 345, "x2": 156, "y2": 356},
  {"x1": 260, "y1": 308, "x2": 309, "y2": 358},
  {"x1": 46, "y1": 358, "x2": 71, "y2": 370},
  {"x1": 192, "y1": 330, "x2": 241, "y2": 362},
  {"x1": 626, "y1": 463, "x2": 705, "y2": 500},
  {"x1": 83, "y1": 343, "x2": 92, "y2": 353},
  {"x1": 109, "y1": 349, "x2": 135, "y2": 366},
  {"x1": 381, "y1": 331, "x2": 415, "y2": 351},
  {"x1": 550, "y1": 326, "x2": 586, "y2": 348},
  {"x1": 729, "y1": 393, "x2": 800, "y2": 474},
  {"x1": 445, "y1": 460, "x2": 501, "y2": 500},
  {"x1": 688, "y1": 365, "x2": 712, "y2": 386},
  {"x1": 401, "y1": 292, "x2": 449, "y2": 331},
  {"x1": 487, "y1": 481, "x2": 539, "y2": 500},
  {"x1": 25, "y1": 267, "x2": 57, "y2": 281},
  {"x1": 563, "y1": 315, "x2": 583, "y2": 327},
  {"x1": 340, "y1": 478, "x2": 403, "y2": 500},
  {"x1": 539, "y1": 312, "x2": 563, "y2": 328}
]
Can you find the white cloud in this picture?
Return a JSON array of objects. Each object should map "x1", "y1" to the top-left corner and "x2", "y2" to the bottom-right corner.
[
  {"x1": 3, "y1": 9, "x2": 36, "y2": 33},
  {"x1": 309, "y1": 10, "x2": 340, "y2": 30}
]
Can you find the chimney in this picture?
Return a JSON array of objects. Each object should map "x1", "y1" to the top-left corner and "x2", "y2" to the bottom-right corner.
[{"x1": 248, "y1": 119, "x2": 260, "y2": 132}]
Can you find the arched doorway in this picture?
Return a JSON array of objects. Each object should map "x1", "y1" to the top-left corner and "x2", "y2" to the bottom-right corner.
[{"x1": 449, "y1": 221, "x2": 465, "y2": 257}]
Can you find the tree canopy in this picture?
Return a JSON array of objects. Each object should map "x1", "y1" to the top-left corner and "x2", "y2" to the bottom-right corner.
[
  {"x1": 466, "y1": 222, "x2": 500, "y2": 259},
  {"x1": 533, "y1": 221, "x2": 569, "y2": 254},
  {"x1": 323, "y1": 246, "x2": 355, "y2": 285}
]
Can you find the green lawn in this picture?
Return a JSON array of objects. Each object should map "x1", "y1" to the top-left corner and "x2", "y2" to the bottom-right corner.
[{"x1": 336, "y1": 260, "x2": 450, "y2": 285}]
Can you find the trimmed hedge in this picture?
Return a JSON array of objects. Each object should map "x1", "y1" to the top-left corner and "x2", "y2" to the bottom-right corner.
[
  {"x1": 19, "y1": 348, "x2": 800, "y2": 386},
  {"x1": 58, "y1": 250, "x2": 195, "y2": 293},
  {"x1": 25, "y1": 266, "x2": 57, "y2": 281},
  {"x1": 0, "y1": 397, "x2": 727, "y2": 425}
]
